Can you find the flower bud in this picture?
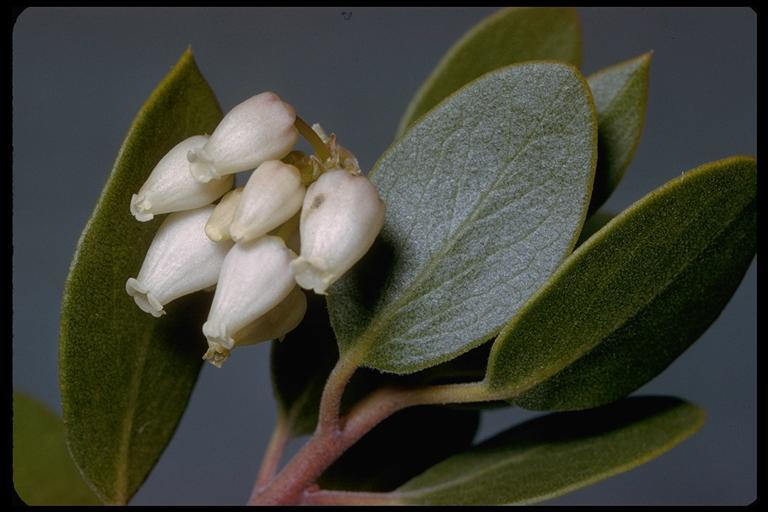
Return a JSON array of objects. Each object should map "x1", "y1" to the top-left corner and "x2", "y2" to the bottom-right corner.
[
  {"x1": 202, "y1": 236, "x2": 297, "y2": 365},
  {"x1": 126, "y1": 206, "x2": 232, "y2": 317},
  {"x1": 130, "y1": 136, "x2": 234, "y2": 222},
  {"x1": 205, "y1": 187, "x2": 243, "y2": 242},
  {"x1": 187, "y1": 92, "x2": 299, "y2": 183},
  {"x1": 229, "y1": 161, "x2": 306, "y2": 243},
  {"x1": 233, "y1": 287, "x2": 307, "y2": 346},
  {"x1": 291, "y1": 169, "x2": 385, "y2": 294}
]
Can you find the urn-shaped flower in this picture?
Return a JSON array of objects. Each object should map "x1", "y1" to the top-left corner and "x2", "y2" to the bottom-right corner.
[
  {"x1": 291, "y1": 169, "x2": 385, "y2": 294},
  {"x1": 188, "y1": 92, "x2": 298, "y2": 182},
  {"x1": 126, "y1": 206, "x2": 232, "y2": 317},
  {"x1": 229, "y1": 161, "x2": 306, "y2": 243},
  {"x1": 130, "y1": 135, "x2": 233, "y2": 221},
  {"x1": 202, "y1": 236, "x2": 297, "y2": 363}
]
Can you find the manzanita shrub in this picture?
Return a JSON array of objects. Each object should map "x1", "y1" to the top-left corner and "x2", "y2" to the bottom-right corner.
[{"x1": 18, "y1": 7, "x2": 754, "y2": 506}]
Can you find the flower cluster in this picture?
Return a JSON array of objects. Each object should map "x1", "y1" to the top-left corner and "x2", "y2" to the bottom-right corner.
[{"x1": 125, "y1": 92, "x2": 385, "y2": 367}]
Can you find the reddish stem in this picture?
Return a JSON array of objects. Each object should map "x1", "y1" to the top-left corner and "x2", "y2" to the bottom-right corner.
[
  {"x1": 248, "y1": 381, "x2": 492, "y2": 505},
  {"x1": 251, "y1": 412, "x2": 292, "y2": 494},
  {"x1": 301, "y1": 489, "x2": 399, "y2": 506}
]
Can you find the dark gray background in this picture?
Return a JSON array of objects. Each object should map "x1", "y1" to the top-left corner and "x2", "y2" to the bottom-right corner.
[{"x1": 12, "y1": 7, "x2": 756, "y2": 505}]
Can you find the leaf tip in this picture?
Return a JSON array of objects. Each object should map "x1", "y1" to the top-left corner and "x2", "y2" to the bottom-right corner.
[{"x1": 636, "y1": 51, "x2": 653, "y2": 70}]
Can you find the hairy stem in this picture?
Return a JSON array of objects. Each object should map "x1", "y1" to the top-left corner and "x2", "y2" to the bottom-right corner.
[
  {"x1": 249, "y1": 377, "x2": 496, "y2": 505},
  {"x1": 340, "y1": 381, "x2": 493, "y2": 451},
  {"x1": 317, "y1": 351, "x2": 361, "y2": 433}
]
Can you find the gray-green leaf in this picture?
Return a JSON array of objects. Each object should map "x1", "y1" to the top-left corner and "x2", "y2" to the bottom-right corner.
[
  {"x1": 397, "y1": 7, "x2": 582, "y2": 136},
  {"x1": 588, "y1": 53, "x2": 652, "y2": 212},
  {"x1": 329, "y1": 62, "x2": 597, "y2": 374},
  {"x1": 58, "y1": 49, "x2": 222, "y2": 504},
  {"x1": 486, "y1": 156, "x2": 756, "y2": 410},
  {"x1": 13, "y1": 391, "x2": 101, "y2": 505},
  {"x1": 392, "y1": 396, "x2": 704, "y2": 505}
]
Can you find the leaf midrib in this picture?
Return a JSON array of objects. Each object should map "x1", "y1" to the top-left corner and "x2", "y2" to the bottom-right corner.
[
  {"x1": 511, "y1": 411, "x2": 704, "y2": 505},
  {"x1": 396, "y1": 446, "x2": 544, "y2": 499},
  {"x1": 114, "y1": 320, "x2": 154, "y2": 504},
  {"x1": 397, "y1": 405, "x2": 703, "y2": 505}
]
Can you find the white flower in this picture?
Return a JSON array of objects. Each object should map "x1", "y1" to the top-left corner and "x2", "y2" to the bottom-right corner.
[
  {"x1": 291, "y1": 169, "x2": 385, "y2": 294},
  {"x1": 126, "y1": 206, "x2": 232, "y2": 317},
  {"x1": 130, "y1": 136, "x2": 234, "y2": 222},
  {"x1": 233, "y1": 286, "x2": 307, "y2": 345},
  {"x1": 229, "y1": 161, "x2": 306, "y2": 243},
  {"x1": 187, "y1": 92, "x2": 299, "y2": 183},
  {"x1": 205, "y1": 187, "x2": 243, "y2": 242},
  {"x1": 202, "y1": 236, "x2": 297, "y2": 362},
  {"x1": 204, "y1": 286, "x2": 307, "y2": 366}
]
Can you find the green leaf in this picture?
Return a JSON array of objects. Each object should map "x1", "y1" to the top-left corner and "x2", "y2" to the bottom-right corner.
[
  {"x1": 486, "y1": 156, "x2": 756, "y2": 410},
  {"x1": 587, "y1": 53, "x2": 652, "y2": 212},
  {"x1": 329, "y1": 62, "x2": 597, "y2": 374},
  {"x1": 270, "y1": 295, "x2": 340, "y2": 436},
  {"x1": 58, "y1": 48, "x2": 223, "y2": 504},
  {"x1": 393, "y1": 396, "x2": 704, "y2": 505},
  {"x1": 397, "y1": 7, "x2": 582, "y2": 136},
  {"x1": 13, "y1": 391, "x2": 101, "y2": 505},
  {"x1": 319, "y1": 405, "x2": 479, "y2": 492}
]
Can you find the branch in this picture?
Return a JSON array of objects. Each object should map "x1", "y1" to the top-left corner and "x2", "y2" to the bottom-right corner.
[
  {"x1": 249, "y1": 378, "x2": 498, "y2": 505},
  {"x1": 301, "y1": 488, "x2": 400, "y2": 506}
]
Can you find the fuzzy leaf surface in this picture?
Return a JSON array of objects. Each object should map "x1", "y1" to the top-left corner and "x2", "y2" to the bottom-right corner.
[
  {"x1": 58, "y1": 49, "x2": 222, "y2": 504},
  {"x1": 486, "y1": 156, "x2": 756, "y2": 410},
  {"x1": 13, "y1": 391, "x2": 101, "y2": 505},
  {"x1": 393, "y1": 396, "x2": 704, "y2": 505},
  {"x1": 329, "y1": 62, "x2": 597, "y2": 374},
  {"x1": 397, "y1": 7, "x2": 582, "y2": 136},
  {"x1": 588, "y1": 53, "x2": 651, "y2": 212}
]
